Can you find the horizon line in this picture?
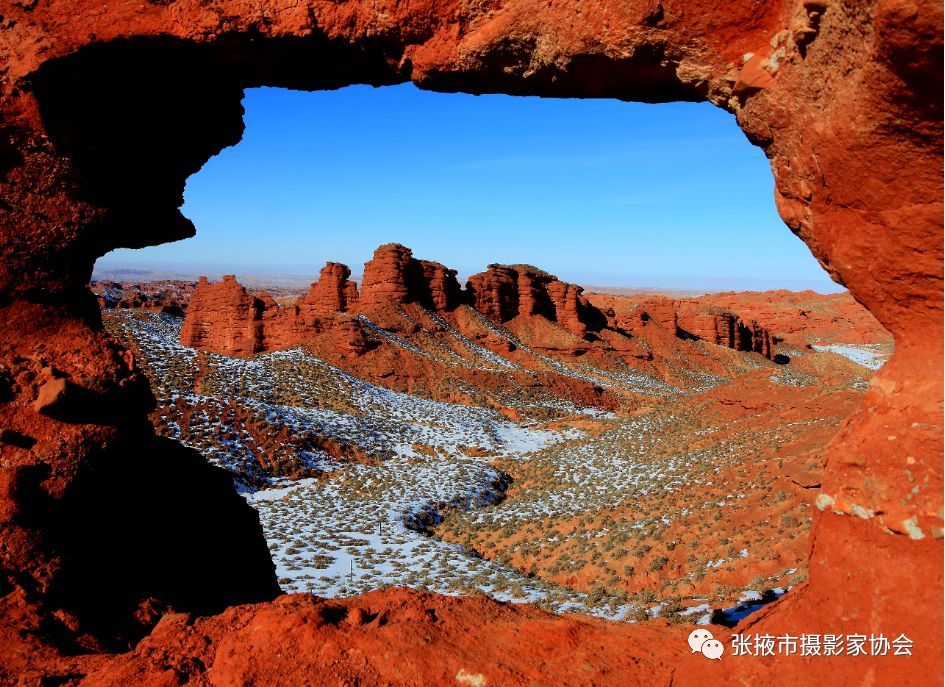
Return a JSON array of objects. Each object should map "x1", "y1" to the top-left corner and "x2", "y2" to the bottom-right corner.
[{"x1": 91, "y1": 263, "x2": 846, "y2": 296}]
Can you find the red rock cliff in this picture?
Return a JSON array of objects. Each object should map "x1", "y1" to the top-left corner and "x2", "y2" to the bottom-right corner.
[
  {"x1": 467, "y1": 264, "x2": 603, "y2": 337},
  {"x1": 466, "y1": 264, "x2": 521, "y2": 322},
  {"x1": 182, "y1": 272, "x2": 370, "y2": 358},
  {"x1": 0, "y1": 1, "x2": 940, "y2": 683},
  {"x1": 590, "y1": 294, "x2": 775, "y2": 358},
  {"x1": 358, "y1": 243, "x2": 416, "y2": 309},
  {"x1": 418, "y1": 259, "x2": 463, "y2": 311},
  {"x1": 359, "y1": 243, "x2": 463, "y2": 312},
  {"x1": 676, "y1": 302, "x2": 774, "y2": 358},
  {"x1": 297, "y1": 262, "x2": 359, "y2": 321},
  {"x1": 179, "y1": 276, "x2": 268, "y2": 354}
]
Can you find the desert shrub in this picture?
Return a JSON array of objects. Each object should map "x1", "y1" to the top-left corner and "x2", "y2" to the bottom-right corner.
[
  {"x1": 789, "y1": 569, "x2": 809, "y2": 586},
  {"x1": 649, "y1": 556, "x2": 669, "y2": 572}
]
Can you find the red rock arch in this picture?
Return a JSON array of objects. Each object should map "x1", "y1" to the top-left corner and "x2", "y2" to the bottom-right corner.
[{"x1": 0, "y1": 0, "x2": 940, "y2": 683}]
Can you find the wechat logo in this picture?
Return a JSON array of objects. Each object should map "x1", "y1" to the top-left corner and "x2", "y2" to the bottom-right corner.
[{"x1": 688, "y1": 629, "x2": 725, "y2": 660}]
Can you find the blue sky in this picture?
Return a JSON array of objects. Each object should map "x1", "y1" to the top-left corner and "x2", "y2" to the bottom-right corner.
[{"x1": 97, "y1": 84, "x2": 841, "y2": 292}]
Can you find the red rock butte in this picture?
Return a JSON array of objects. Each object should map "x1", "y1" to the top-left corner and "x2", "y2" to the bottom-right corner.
[
  {"x1": 179, "y1": 243, "x2": 775, "y2": 363},
  {"x1": 0, "y1": 1, "x2": 941, "y2": 685}
]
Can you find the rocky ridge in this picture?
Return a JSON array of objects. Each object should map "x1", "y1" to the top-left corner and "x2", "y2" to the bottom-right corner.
[
  {"x1": 180, "y1": 243, "x2": 778, "y2": 364},
  {"x1": 589, "y1": 293, "x2": 775, "y2": 358},
  {"x1": 91, "y1": 279, "x2": 197, "y2": 314}
]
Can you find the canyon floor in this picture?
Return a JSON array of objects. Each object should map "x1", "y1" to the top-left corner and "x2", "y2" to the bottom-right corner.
[{"x1": 99, "y1": 272, "x2": 891, "y2": 632}]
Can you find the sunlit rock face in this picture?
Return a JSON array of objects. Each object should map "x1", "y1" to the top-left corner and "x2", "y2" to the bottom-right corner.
[
  {"x1": 675, "y1": 302, "x2": 773, "y2": 358},
  {"x1": 180, "y1": 244, "x2": 623, "y2": 359},
  {"x1": 466, "y1": 263, "x2": 606, "y2": 338},
  {"x1": 0, "y1": 0, "x2": 940, "y2": 684},
  {"x1": 179, "y1": 275, "x2": 265, "y2": 354},
  {"x1": 298, "y1": 262, "x2": 360, "y2": 320}
]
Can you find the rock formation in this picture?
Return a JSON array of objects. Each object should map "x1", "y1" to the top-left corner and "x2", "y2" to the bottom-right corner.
[
  {"x1": 589, "y1": 293, "x2": 776, "y2": 357},
  {"x1": 50, "y1": 589, "x2": 686, "y2": 686},
  {"x1": 359, "y1": 243, "x2": 464, "y2": 312},
  {"x1": 466, "y1": 264, "x2": 604, "y2": 337},
  {"x1": 358, "y1": 243, "x2": 417, "y2": 309},
  {"x1": 182, "y1": 269, "x2": 370, "y2": 358},
  {"x1": 297, "y1": 262, "x2": 358, "y2": 320},
  {"x1": 418, "y1": 259, "x2": 463, "y2": 311},
  {"x1": 465, "y1": 264, "x2": 520, "y2": 322},
  {"x1": 596, "y1": 295, "x2": 679, "y2": 332},
  {"x1": 692, "y1": 290, "x2": 893, "y2": 345},
  {"x1": 181, "y1": 246, "x2": 631, "y2": 357},
  {"x1": 180, "y1": 276, "x2": 267, "y2": 354},
  {"x1": 675, "y1": 302, "x2": 774, "y2": 357},
  {"x1": 0, "y1": 0, "x2": 940, "y2": 685}
]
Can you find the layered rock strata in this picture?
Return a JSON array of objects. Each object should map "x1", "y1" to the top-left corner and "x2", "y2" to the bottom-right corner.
[{"x1": 180, "y1": 246, "x2": 776, "y2": 360}]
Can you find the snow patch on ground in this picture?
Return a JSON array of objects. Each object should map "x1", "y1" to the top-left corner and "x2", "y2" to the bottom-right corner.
[{"x1": 812, "y1": 344, "x2": 888, "y2": 370}]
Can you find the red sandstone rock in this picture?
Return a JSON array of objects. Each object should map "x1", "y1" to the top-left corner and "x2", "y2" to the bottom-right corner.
[
  {"x1": 544, "y1": 278, "x2": 594, "y2": 337},
  {"x1": 297, "y1": 262, "x2": 358, "y2": 321},
  {"x1": 418, "y1": 259, "x2": 463, "y2": 310},
  {"x1": 466, "y1": 264, "x2": 521, "y2": 322},
  {"x1": 73, "y1": 589, "x2": 685, "y2": 686},
  {"x1": 180, "y1": 249, "x2": 621, "y2": 360},
  {"x1": 182, "y1": 273, "x2": 371, "y2": 358},
  {"x1": 0, "y1": 1, "x2": 941, "y2": 685},
  {"x1": 733, "y1": 54, "x2": 777, "y2": 96},
  {"x1": 589, "y1": 293, "x2": 776, "y2": 358},
  {"x1": 467, "y1": 264, "x2": 603, "y2": 337},
  {"x1": 676, "y1": 301, "x2": 774, "y2": 358},
  {"x1": 692, "y1": 289, "x2": 893, "y2": 345},
  {"x1": 359, "y1": 243, "x2": 416, "y2": 309},
  {"x1": 359, "y1": 243, "x2": 464, "y2": 312},
  {"x1": 591, "y1": 295, "x2": 679, "y2": 332},
  {"x1": 180, "y1": 276, "x2": 268, "y2": 354},
  {"x1": 283, "y1": 309, "x2": 370, "y2": 358},
  {"x1": 644, "y1": 299, "x2": 680, "y2": 331}
]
